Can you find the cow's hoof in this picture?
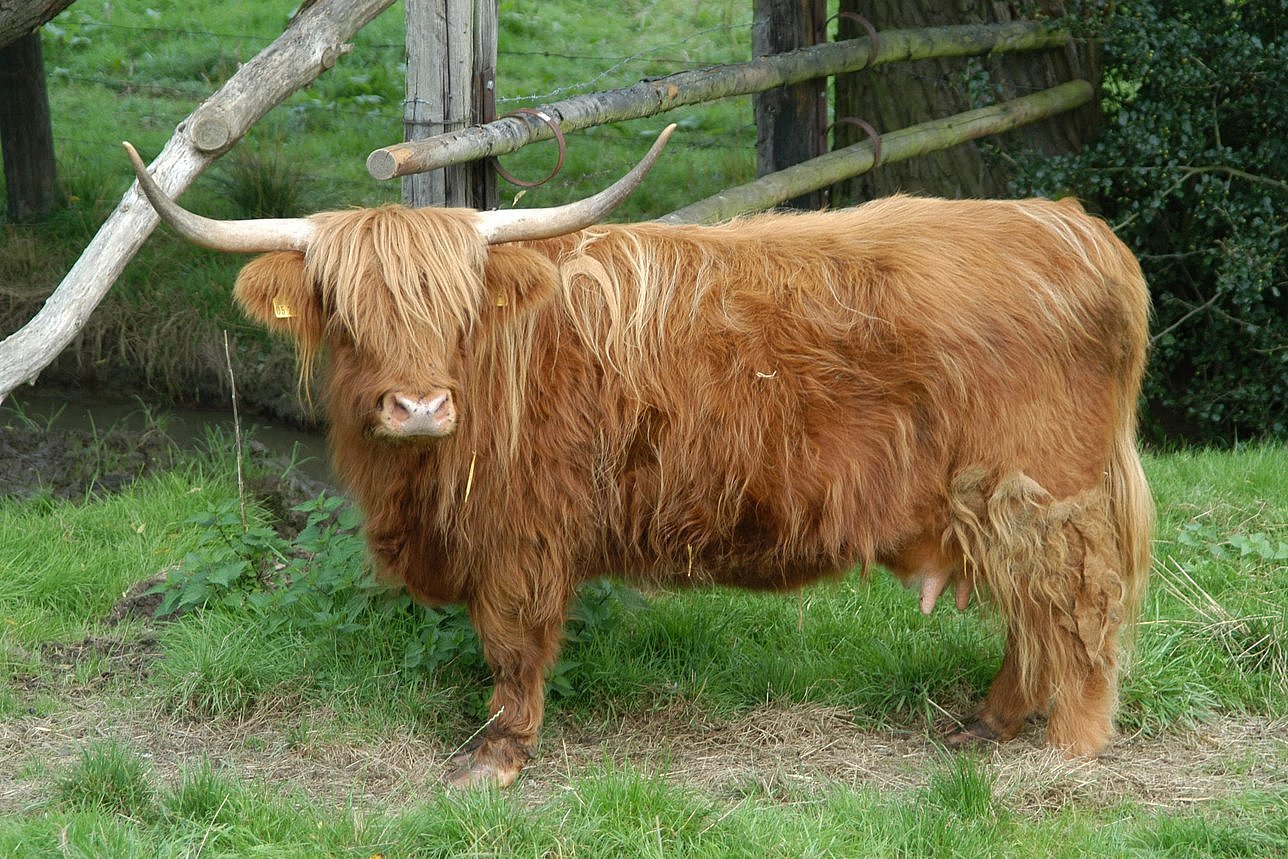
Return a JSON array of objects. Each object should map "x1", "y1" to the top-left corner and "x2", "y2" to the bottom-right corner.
[
  {"x1": 944, "y1": 718, "x2": 1000, "y2": 749},
  {"x1": 444, "y1": 754, "x2": 520, "y2": 789},
  {"x1": 443, "y1": 737, "x2": 530, "y2": 789}
]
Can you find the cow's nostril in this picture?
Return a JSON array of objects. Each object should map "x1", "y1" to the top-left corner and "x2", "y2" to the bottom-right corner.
[
  {"x1": 425, "y1": 392, "x2": 450, "y2": 416},
  {"x1": 379, "y1": 392, "x2": 410, "y2": 422}
]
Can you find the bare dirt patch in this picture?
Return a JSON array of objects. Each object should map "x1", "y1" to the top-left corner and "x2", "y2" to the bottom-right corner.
[
  {"x1": 0, "y1": 423, "x2": 182, "y2": 502},
  {"x1": 3, "y1": 678, "x2": 1284, "y2": 815},
  {"x1": 520, "y1": 705, "x2": 1288, "y2": 811}
]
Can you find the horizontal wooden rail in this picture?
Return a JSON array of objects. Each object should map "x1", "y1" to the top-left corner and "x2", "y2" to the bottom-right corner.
[
  {"x1": 366, "y1": 21, "x2": 1070, "y2": 181},
  {"x1": 661, "y1": 80, "x2": 1095, "y2": 224}
]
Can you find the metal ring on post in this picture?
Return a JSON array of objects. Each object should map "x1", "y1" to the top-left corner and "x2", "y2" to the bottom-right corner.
[
  {"x1": 826, "y1": 116, "x2": 883, "y2": 168},
  {"x1": 826, "y1": 11, "x2": 880, "y2": 68},
  {"x1": 492, "y1": 108, "x2": 568, "y2": 188}
]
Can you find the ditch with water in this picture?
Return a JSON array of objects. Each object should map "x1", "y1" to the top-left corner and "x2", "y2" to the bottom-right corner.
[{"x1": 0, "y1": 389, "x2": 333, "y2": 501}]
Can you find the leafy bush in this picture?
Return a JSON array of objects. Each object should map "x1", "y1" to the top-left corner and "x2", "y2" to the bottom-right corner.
[{"x1": 1012, "y1": 0, "x2": 1287, "y2": 443}]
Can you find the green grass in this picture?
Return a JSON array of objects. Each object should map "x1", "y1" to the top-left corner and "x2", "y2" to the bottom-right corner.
[
  {"x1": 0, "y1": 463, "x2": 235, "y2": 645},
  {"x1": 4, "y1": 755, "x2": 1285, "y2": 856},
  {"x1": 1124, "y1": 447, "x2": 1288, "y2": 730},
  {"x1": 55, "y1": 740, "x2": 155, "y2": 818},
  {"x1": 37, "y1": 0, "x2": 756, "y2": 219},
  {"x1": 2, "y1": 442, "x2": 1286, "y2": 854},
  {"x1": 151, "y1": 608, "x2": 310, "y2": 718}
]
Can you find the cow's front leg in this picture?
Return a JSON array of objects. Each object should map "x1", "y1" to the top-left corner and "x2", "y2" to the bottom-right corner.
[{"x1": 447, "y1": 579, "x2": 571, "y2": 788}]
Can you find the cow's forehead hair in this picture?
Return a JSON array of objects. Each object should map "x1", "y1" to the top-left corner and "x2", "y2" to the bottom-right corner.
[{"x1": 303, "y1": 206, "x2": 490, "y2": 359}]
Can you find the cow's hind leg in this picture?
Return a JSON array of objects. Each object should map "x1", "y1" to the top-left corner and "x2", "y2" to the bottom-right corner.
[
  {"x1": 1039, "y1": 511, "x2": 1123, "y2": 756},
  {"x1": 949, "y1": 471, "x2": 1126, "y2": 757},
  {"x1": 447, "y1": 574, "x2": 571, "y2": 788},
  {"x1": 947, "y1": 631, "x2": 1051, "y2": 747}
]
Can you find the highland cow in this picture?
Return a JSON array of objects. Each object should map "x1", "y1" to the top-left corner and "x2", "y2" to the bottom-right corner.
[{"x1": 126, "y1": 129, "x2": 1153, "y2": 787}]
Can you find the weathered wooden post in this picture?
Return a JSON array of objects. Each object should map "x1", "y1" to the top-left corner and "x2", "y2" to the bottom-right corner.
[
  {"x1": 403, "y1": 0, "x2": 498, "y2": 209},
  {"x1": 752, "y1": 0, "x2": 827, "y2": 210}
]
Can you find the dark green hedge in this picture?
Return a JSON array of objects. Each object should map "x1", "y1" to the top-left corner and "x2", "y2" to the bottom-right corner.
[{"x1": 1012, "y1": 0, "x2": 1286, "y2": 444}]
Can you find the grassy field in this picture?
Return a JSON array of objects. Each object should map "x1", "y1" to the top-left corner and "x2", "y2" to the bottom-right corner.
[{"x1": 1, "y1": 427, "x2": 1286, "y2": 855}]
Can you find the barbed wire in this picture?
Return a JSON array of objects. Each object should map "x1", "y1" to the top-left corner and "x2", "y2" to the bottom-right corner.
[
  {"x1": 51, "y1": 72, "x2": 207, "y2": 100},
  {"x1": 48, "y1": 15, "x2": 755, "y2": 125},
  {"x1": 56, "y1": 20, "x2": 281, "y2": 44},
  {"x1": 494, "y1": 22, "x2": 748, "y2": 105},
  {"x1": 60, "y1": 19, "x2": 749, "y2": 63},
  {"x1": 46, "y1": 11, "x2": 755, "y2": 195}
]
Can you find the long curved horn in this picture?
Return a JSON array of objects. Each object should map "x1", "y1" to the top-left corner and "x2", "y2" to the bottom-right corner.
[
  {"x1": 476, "y1": 123, "x2": 676, "y2": 244},
  {"x1": 123, "y1": 142, "x2": 315, "y2": 253}
]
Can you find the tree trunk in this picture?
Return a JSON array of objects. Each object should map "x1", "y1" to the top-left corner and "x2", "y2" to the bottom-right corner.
[
  {"x1": 663, "y1": 81, "x2": 1091, "y2": 224},
  {"x1": 753, "y1": 0, "x2": 826, "y2": 209},
  {"x1": 0, "y1": 30, "x2": 57, "y2": 221},
  {"x1": 832, "y1": 0, "x2": 1099, "y2": 203}
]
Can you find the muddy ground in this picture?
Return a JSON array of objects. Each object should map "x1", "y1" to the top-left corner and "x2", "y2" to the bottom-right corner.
[
  {"x1": 2, "y1": 427, "x2": 1286, "y2": 813},
  {"x1": 0, "y1": 423, "x2": 185, "y2": 502}
]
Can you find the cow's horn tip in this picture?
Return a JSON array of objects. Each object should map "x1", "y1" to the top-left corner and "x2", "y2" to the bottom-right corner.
[{"x1": 122, "y1": 141, "x2": 145, "y2": 170}]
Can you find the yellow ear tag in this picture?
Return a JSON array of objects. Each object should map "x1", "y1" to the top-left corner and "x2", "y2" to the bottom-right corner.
[
  {"x1": 272, "y1": 296, "x2": 296, "y2": 319},
  {"x1": 494, "y1": 292, "x2": 509, "y2": 307}
]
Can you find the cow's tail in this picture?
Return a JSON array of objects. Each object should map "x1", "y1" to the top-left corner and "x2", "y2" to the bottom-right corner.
[
  {"x1": 1108, "y1": 407, "x2": 1154, "y2": 645},
  {"x1": 1103, "y1": 218, "x2": 1154, "y2": 646}
]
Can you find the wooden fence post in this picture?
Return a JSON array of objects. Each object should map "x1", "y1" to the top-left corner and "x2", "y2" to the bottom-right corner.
[
  {"x1": 403, "y1": 0, "x2": 497, "y2": 209},
  {"x1": 752, "y1": 0, "x2": 827, "y2": 210}
]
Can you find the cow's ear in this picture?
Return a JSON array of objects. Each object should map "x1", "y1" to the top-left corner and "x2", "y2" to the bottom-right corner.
[
  {"x1": 233, "y1": 252, "x2": 324, "y2": 354},
  {"x1": 483, "y1": 245, "x2": 558, "y2": 316}
]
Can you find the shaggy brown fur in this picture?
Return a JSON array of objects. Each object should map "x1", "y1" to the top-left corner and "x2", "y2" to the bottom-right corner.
[{"x1": 233, "y1": 194, "x2": 1153, "y2": 784}]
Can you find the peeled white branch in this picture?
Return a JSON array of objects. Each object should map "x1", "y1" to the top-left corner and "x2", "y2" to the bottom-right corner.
[{"x1": 0, "y1": 0, "x2": 396, "y2": 403}]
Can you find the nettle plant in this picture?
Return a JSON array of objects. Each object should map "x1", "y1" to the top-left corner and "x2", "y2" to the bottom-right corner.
[
  {"x1": 156, "y1": 495, "x2": 388, "y2": 636},
  {"x1": 1012, "y1": 0, "x2": 1287, "y2": 443},
  {"x1": 157, "y1": 494, "x2": 631, "y2": 699}
]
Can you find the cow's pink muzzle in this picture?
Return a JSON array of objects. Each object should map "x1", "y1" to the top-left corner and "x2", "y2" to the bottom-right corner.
[{"x1": 376, "y1": 390, "x2": 457, "y2": 438}]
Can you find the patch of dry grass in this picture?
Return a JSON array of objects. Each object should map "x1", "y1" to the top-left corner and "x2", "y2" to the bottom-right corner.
[{"x1": 4, "y1": 679, "x2": 1284, "y2": 819}]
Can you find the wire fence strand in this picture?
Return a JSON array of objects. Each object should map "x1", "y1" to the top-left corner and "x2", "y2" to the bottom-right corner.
[{"x1": 43, "y1": 8, "x2": 759, "y2": 204}]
